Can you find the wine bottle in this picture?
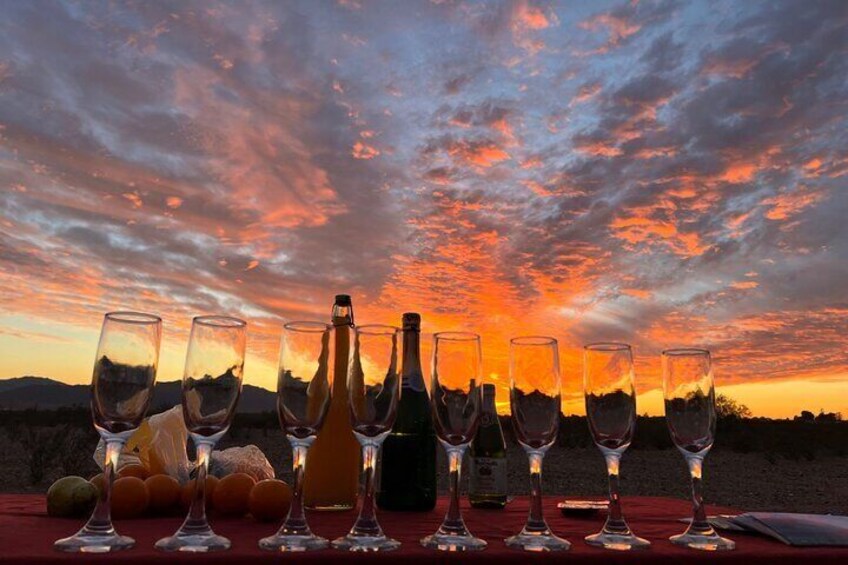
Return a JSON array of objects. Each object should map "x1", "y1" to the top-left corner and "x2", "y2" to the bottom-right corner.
[
  {"x1": 302, "y1": 294, "x2": 360, "y2": 510},
  {"x1": 469, "y1": 383, "x2": 508, "y2": 509},
  {"x1": 377, "y1": 313, "x2": 437, "y2": 511}
]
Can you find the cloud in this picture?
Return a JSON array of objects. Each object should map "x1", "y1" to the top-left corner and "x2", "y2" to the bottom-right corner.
[{"x1": 0, "y1": 0, "x2": 846, "y2": 415}]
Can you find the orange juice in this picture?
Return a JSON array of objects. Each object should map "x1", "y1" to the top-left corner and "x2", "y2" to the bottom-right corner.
[{"x1": 303, "y1": 295, "x2": 360, "y2": 510}]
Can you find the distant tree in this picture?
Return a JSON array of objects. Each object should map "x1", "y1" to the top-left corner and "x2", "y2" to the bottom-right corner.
[
  {"x1": 795, "y1": 410, "x2": 816, "y2": 423},
  {"x1": 715, "y1": 394, "x2": 752, "y2": 419},
  {"x1": 815, "y1": 410, "x2": 842, "y2": 423}
]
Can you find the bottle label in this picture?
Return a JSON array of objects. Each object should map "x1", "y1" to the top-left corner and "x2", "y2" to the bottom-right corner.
[{"x1": 469, "y1": 456, "x2": 507, "y2": 495}]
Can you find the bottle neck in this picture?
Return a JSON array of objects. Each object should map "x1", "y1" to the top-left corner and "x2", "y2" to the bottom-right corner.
[
  {"x1": 482, "y1": 392, "x2": 496, "y2": 414},
  {"x1": 401, "y1": 327, "x2": 425, "y2": 391},
  {"x1": 332, "y1": 302, "x2": 353, "y2": 327},
  {"x1": 479, "y1": 390, "x2": 499, "y2": 429}
]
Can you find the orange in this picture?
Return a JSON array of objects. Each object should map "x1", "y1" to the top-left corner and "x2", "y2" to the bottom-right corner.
[
  {"x1": 179, "y1": 475, "x2": 219, "y2": 512},
  {"x1": 118, "y1": 464, "x2": 149, "y2": 480},
  {"x1": 111, "y1": 476, "x2": 148, "y2": 519},
  {"x1": 89, "y1": 473, "x2": 106, "y2": 496},
  {"x1": 144, "y1": 474, "x2": 181, "y2": 514},
  {"x1": 212, "y1": 473, "x2": 255, "y2": 516},
  {"x1": 249, "y1": 479, "x2": 292, "y2": 522}
]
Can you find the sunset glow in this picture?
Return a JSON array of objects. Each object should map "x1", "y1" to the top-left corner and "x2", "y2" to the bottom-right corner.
[{"x1": 1, "y1": 1, "x2": 846, "y2": 418}]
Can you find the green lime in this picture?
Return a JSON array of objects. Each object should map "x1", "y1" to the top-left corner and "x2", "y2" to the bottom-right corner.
[{"x1": 47, "y1": 476, "x2": 98, "y2": 518}]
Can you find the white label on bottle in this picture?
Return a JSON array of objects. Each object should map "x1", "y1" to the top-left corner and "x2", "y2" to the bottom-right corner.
[{"x1": 469, "y1": 456, "x2": 507, "y2": 495}]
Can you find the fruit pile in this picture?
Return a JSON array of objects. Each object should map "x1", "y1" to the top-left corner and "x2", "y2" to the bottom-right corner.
[{"x1": 47, "y1": 464, "x2": 292, "y2": 522}]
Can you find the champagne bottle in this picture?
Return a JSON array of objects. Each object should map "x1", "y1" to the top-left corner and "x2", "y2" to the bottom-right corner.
[
  {"x1": 469, "y1": 383, "x2": 508, "y2": 509},
  {"x1": 302, "y1": 294, "x2": 360, "y2": 510},
  {"x1": 377, "y1": 313, "x2": 437, "y2": 511}
]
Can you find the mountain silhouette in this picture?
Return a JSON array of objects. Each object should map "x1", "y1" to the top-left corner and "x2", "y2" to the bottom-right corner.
[{"x1": 0, "y1": 376, "x2": 276, "y2": 413}]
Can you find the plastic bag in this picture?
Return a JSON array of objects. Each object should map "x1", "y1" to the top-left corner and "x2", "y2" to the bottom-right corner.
[
  {"x1": 93, "y1": 406, "x2": 191, "y2": 482},
  {"x1": 210, "y1": 445, "x2": 275, "y2": 481}
]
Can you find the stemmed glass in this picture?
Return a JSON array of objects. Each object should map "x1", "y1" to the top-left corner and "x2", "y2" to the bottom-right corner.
[
  {"x1": 506, "y1": 336, "x2": 570, "y2": 551},
  {"x1": 259, "y1": 322, "x2": 333, "y2": 552},
  {"x1": 421, "y1": 332, "x2": 486, "y2": 552},
  {"x1": 583, "y1": 343, "x2": 650, "y2": 550},
  {"x1": 663, "y1": 348, "x2": 735, "y2": 551},
  {"x1": 55, "y1": 312, "x2": 161, "y2": 553},
  {"x1": 333, "y1": 325, "x2": 402, "y2": 552},
  {"x1": 156, "y1": 316, "x2": 246, "y2": 552}
]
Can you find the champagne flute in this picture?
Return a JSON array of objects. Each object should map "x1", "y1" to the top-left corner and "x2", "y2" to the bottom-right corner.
[
  {"x1": 156, "y1": 315, "x2": 246, "y2": 552},
  {"x1": 506, "y1": 336, "x2": 570, "y2": 552},
  {"x1": 333, "y1": 325, "x2": 402, "y2": 552},
  {"x1": 421, "y1": 332, "x2": 486, "y2": 552},
  {"x1": 55, "y1": 312, "x2": 161, "y2": 553},
  {"x1": 663, "y1": 348, "x2": 735, "y2": 551},
  {"x1": 583, "y1": 343, "x2": 650, "y2": 550},
  {"x1": 259, "y1": 321, "x2": 333, "y2": 552}
]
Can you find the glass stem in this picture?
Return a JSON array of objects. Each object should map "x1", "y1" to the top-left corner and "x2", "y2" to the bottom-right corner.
[
  {"x1": 524, "y1": 450, "x2": 548, "y2": 533},
  {"x1": 83, "y1": 438, "x2": 124, "y2": 534},
  {"x1": 440, "y1": 446, "x2": 468, "y2": 536},
  {"x1": 350, "y1": 442, "x2": 381, "y2": 537},
  {"x1": 280, "y1": 439, "x2": 311, "y2": 536},
  {"x1": 686, "y1": 454, "x2": 713, "y2": 535},
  {"x1": 602, "y1": 452, "x2": 630, "y2": 535},
  {"x1": 178, "y1": 438, "x2": 214, "y2": 535}
]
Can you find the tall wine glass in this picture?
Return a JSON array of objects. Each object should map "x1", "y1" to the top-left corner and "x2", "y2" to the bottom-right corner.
[
  {"x1": 506, "y1": 336, "x2": 570, "y2": 552},
  {"x1": 259, "y1": 321, "x2": 333, "y2": 552},
  {"x1": 421, "y1": 332, "x2": 486, "y2": 552},
  {"x1": 663, "y1": 348, "x2": 735, "y2": 551},
  {"x1": 156, "y1": 315, "x2": 246, "y2": 552},
  {"x1": 583, "y1": 343, "x2": 650, "y2": 550},
  {"x1": 333, "y1": 325, "x2": 402, "y2": 552},
  {"x1": 55, "y1": 312, "x2": 161, "y2": 553}
]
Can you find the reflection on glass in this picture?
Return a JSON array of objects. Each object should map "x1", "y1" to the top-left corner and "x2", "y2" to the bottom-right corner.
[
  {"x1": 421, "y1": 332, "x2": 486, "y2": 552},
  {"x1": 260, "y1": 321, "x2": 333, "y2": 552},
  {"x1": 583, "y1": 343, "x2": 650, "y2": 550},
  {"x1": 156, "y1": 316, "x2": 246, "y2": 552},
  {"x1": 663, "y1": 348, "x2": 735, "y2": 551},
  {"x1": 55, "y1": 312, "x2": 161, "y2": 553},
  {"x1": 506, "y1": 336, "x2": 570, "y2": 552},
  {"x1": 333, "y1": 325, "x2": 401, "y2": 552}
]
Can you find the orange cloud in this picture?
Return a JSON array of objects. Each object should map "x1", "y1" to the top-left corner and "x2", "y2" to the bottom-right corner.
[
  {"x1": 763, "y1": 187, "x2": 824, "y2": 221},
  {"x1": 570, "y1": 82, "x2": 601, "y2": 106},
  {"x1": 447, "y1": 140, "x2": 510, "y2": 168},
  {"x1": 730, "y1": 280, "x2": 759, "y2": 290},
  {"x1": 574, "y1": 141, "x2": 622, "y2": 157},
  {"x1": 578, "y1": 12, "x2": 641, "y2": 52},
  {"x1": 352, "y1": 141, "x2": 380, "y2": 159},
  {"x1": 611, "y1": 206, "x2": 709, "y2": 258},
  {"x1": 122, "y1": 192, "x2": 143, "y2": 208}
]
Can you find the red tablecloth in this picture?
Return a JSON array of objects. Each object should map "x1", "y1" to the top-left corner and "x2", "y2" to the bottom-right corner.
[{"x1": 1, "y1": 495, "x2": 846, "y2": 563}]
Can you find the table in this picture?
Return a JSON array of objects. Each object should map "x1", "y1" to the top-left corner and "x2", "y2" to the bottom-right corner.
[{"x1": 1, "y1": 495, "x2": 846, "y2": 563}]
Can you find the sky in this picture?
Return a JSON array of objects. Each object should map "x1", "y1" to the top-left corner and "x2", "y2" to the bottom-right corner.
[{"x1": 0, "y1": 0, "x2": 846, "y2": 418}]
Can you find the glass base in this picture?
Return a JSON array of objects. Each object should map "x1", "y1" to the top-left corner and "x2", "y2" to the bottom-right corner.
[
  {"x1": 670, "y1": 531, "x2": 735, "y2": 551},
  {"x1": 155, "y1": 532, "x2": 231, "y2": 552},
  {"x1": 259, "y1": 533, "x2": 329, "y2": 552},
  {"x1": 332, "y1": 534, "x2": 400, "y2": 552},
  {"x1": 421, "y1": 532, "x2": 487, "y2": 552},
  {"x1": 55, "y1": 530, "x2": 134, "y2": 553},
  {"x1": 585, "y1": 531, "x2": 651, "y2": 551},
  {"x1": 506, "y1": 531, "x2": 571, "y2": 552}
]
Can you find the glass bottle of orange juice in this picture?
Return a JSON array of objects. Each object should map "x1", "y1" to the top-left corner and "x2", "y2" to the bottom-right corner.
[{"x1": 302, "y1": 294, "x2": 360, "y2": 510}]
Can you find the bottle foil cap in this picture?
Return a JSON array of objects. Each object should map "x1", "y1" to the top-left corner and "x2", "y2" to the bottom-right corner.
[{"x1": 402, "y1": 312, "x2": 421, "y2": 330}]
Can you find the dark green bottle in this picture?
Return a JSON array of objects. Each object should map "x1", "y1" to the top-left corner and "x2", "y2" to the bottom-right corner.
[
  {"x1": 469, "y1": 383, "x2": 508, "y2": 508},
  {"x1": 377, "y1": 313, "x2": 437, "y2": 511}
]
